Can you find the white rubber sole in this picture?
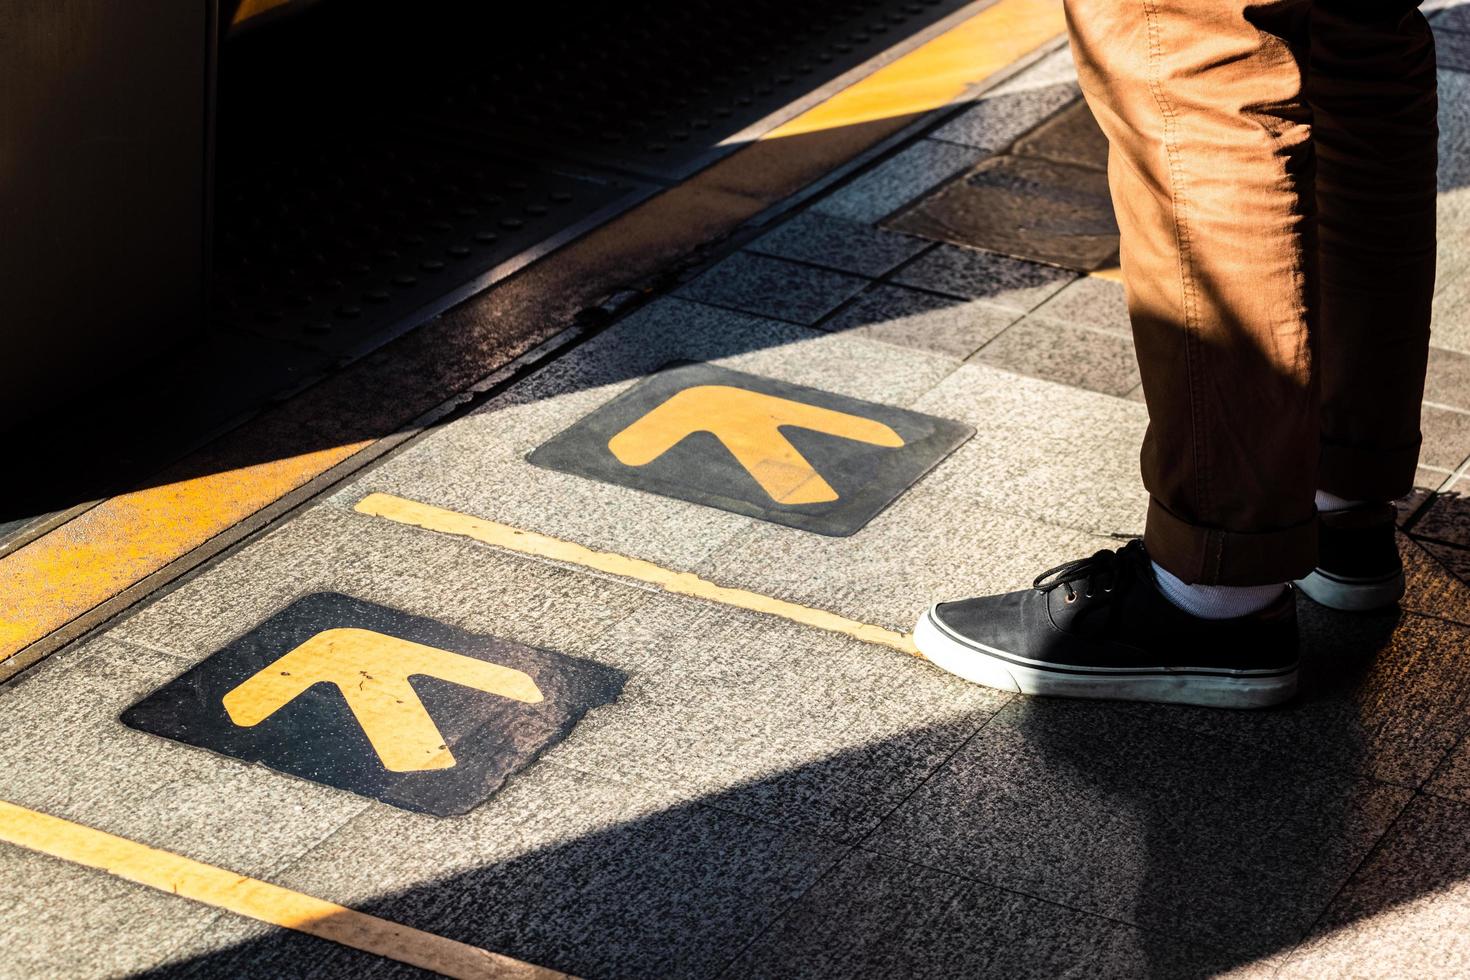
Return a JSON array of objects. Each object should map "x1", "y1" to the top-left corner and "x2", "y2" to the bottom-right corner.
[
  {"x1": 912, "y1": 607, "x2": 1298, "y2": 710},
  {"x1": 1293, "y1": 568, "x2": 1404, "y2": 612}
]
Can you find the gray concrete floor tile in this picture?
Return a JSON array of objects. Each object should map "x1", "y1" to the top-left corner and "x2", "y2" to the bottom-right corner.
[
  {"x1": 868, "y1": 698, "x2": 1411, "y2": 957},
  {"x1": 747, "y1": 211, "x2": 928, "y2": 278},
  {"x1": 0, "y1": 844, "x2": 225, "y2": 980},
  {"x1": 817, "y1": 283, "x2": 1019, "y2": 359},
  {"x1": 1413, "y1": 477, "x2": 1470, "y2": 548},
  {"x1": 1434, "y1": 4, "x2": 1470, "y2": 33},
  {"x1": 1401, "y1": 530, "x2": 1470, "y2": 625},
  {"x1": 693, "y1": 482, "x2": 1119, "y2": 634},
  {"x1": 1422, "y1": 537, "x2": 1470, "y2": 586},
  {"x1": 812, "y1": 139, "x2": 985, "y2": 225},
  {"x1": 1425, "y1": 345, "x2": 1470, "y2": 410},
  {"x1": 1427, "y1": 728, "x2": 1470, "y2": 804},
  {"x1": 111, "y1": 504, "x2": 652, "y2": 666},
  {"x1": 1438, "y1": 25, "x2": 1470, "y2": 72},
  {"x1": 1434, "y1": 270, "x2": 1470, "y2": 357},
  {"x1": 1011, "y1": 99, "x2": 1109, "y2": 171},
  {"x1": 727, "y1": 848, "x2": 1215, "y2": 980},
  {"x1": 268, "y1": 763, "x2": 846, "y2": 980},
  {"x1": 542, "y1": 597, "x2": 1007, "y2": 843},
  {"x1": 908, "y1": 362, "x2": 1150, "y2": 537},
  {"x1": 971, "y1": 317, "x2": 1141, "y2": 397},
  {"x1": 891, "y1": 243, "x2": 1078, "y2": 312},
  {"x1": 1421, "y1": 403, "x2": 1470, "y2": 470},
  {"x1": 151, "y1": 918, "x2": 429, "y2": 980},
  {"x1": 931, "y1": 83, "x2": 1081, "y2": 155},
  {"x1": 0, "y1": 636, "x2": 370, "y2": 878},
  {"x1": 1120, "y1": 599, "x2": 1470, "y2": 789},
  {"x1": 329, "y1": 297, "x2": 960, "y2": 570},
  {"x1": 1280, "y1": 794, "x2": 1470, "y2": 979},
  {"x1": 1028, "y1": 274, "x2": 1133, "y2": 337},
  {"x1": 676, "y1": 252, "x2": 869, "y2": 325}
]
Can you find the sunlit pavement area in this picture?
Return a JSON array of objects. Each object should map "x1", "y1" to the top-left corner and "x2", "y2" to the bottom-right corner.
[{"x1": 6, "y1": 3, "x2": 1470, "y2": 978}]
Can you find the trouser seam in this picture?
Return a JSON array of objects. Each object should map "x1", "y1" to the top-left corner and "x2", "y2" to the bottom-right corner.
[{"x1": 1141, "y1": 0, "x2": 1211, "y2": 531}]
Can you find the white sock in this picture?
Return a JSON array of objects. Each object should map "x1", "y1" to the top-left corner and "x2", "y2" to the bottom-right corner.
[
  {"x1": 1151, "y1": 562, "x2": 1286, "y2": 620},
  {"x1": 1315, "y1": 489, "x2": 1364, "y2": 513}
]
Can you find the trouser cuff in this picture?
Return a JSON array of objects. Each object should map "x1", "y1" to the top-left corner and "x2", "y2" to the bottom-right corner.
[
  {"x1": 1143, "y1": 498, "x2": 1318, "y2": 585},
  {"x1": 1319, "y1": 436, "x2": 1423, "y2": 502}
]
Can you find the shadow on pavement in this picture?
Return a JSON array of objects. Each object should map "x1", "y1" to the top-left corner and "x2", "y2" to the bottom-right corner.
[{"x1": 128, "y1": 599, "x2": 1470, "y2": 979}]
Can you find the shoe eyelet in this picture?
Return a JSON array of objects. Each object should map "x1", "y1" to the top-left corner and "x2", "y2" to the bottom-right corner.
[{"x1": 1064, "y1": 593, "x2": 1077, "y2": 604}]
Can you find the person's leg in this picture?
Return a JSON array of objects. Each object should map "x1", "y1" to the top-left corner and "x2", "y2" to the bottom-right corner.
[
  {"x1": 1293, "y1": 0, "x2": 1436, "y2": 610},
  {"x1": 1066, "y1": 0, "x2": 1318, "y2": 587},
  {"x1": 912, "y1": 1, "x2": 1319, "y2": 708},
  {"x1": 1312, "y1": 1, "x2": 1436, "y2": 502}
]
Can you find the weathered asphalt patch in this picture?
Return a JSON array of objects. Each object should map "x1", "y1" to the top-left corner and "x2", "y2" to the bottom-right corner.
[
  {"x1": 121, "y1": 593, "x2": 624, "y2": 817},
  {"x1": 528, "y1": 362, "x2": 975, "y2": 536}
]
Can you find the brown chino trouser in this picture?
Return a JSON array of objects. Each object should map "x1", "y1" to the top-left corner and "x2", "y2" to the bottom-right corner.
[{"x1": 1064, "y1": 0, "x2": 1438, "y2": 584}]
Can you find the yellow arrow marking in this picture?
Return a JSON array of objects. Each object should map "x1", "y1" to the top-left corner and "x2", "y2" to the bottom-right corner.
[
  {"x1": 221, "y1": 628, "x2": 543, "y2": 773},
  {"x1": 607, "y1": 385, "x2": 904, "y2": 505}
]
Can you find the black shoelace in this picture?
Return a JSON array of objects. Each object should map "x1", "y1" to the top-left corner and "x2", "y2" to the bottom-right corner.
[{"x1": 1032, "y1": 539, "x2": 1145, "y2": 603}]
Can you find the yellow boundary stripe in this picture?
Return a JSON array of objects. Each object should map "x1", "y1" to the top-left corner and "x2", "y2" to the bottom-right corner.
[
  {"x1": 0, "y1": 800, "x2": 568, "y2": 980},
  {"x1": 0, "y1": 0, "x2": 1064, "y2": 670},
  {"x1": 355, "y1": 493, "x2": 921, "y2": 657},
  {"x1": 765, "y1": 0, "x2": 1064, "y2": 139}
]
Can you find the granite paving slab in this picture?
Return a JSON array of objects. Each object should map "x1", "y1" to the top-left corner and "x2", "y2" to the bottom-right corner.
[
  {"x1": 1412, "y1": 476, "x2": 1470, "y2": 548},
  {"x1": 747, "y1": 211, "x2": 928, "y2": 278},
  {"x1": 0, "y1": 844, "x2": 226, "y2": 980},
  {"x1": 1427, "y1": 728, "x2": 1470, "y2": 804},
  {"x1": 146, "y1": 920, "x2": 427, "y2": 980},
  {"x1": 1400, "y1": 529, "x2": 1470, "y2": 625},
  {"x1": 1279, "y1": 794, "x2": 1470, "y2": 978},
  {"x1": 1425, "y1": 345, "x2": 1470, "y2": 410},
  {"x1": 1438, "y1": 23, "x2": 1470, "y2": 72},
  {"x1": 811, "y1": 139, "x2": 985, "y2": 225},
  {"x1": 725, "y1": 848, "x2": 1217, "y2": 979},
  {"x1": 971, "y1": 316, "x2": 1140, "y2": 396},
  {"x1": 692, "y1": 481, "x2": 1119, "y2": 634},
  {"x1": 1118, "y1": 596, "x2": 1470, "y2": 789},
  {"x1": 1421, "y1": 403, "x2": 1470, "y2": 470},
  {"x1": 887, "y1": 155, "x2": 1120, "y2": 271},
  {"x1": 817, "y1": 282, "x2": 1020, "y2": 359},
  {"x1": 931, "y1": 45, "x2": 1082, "y2": 153},
  {"x1": 907, "y1": 361, "x2": 1150, "y2": 537},
  {"x1": 891, "y1": 243, "x2": 1077, "y2": 312},
  {"x1": 1424, "y1": 539, "x2": 1470, "y2": 583},
  {"x1": 868, "y1": 697, "x2": 1412, "y2": 959},
  {"x1": 675, "y1": 252, "x2": 870, "y2": 325},
  {"x1": 541, "y1": 597, "x2": 1008, "y2": 843},
  {"x1": 263, "y1": 763, "x2": 848, "y2": 980},
  {"x1": 1027, "y1": 274, "x2": 1133, "y2": 337}
]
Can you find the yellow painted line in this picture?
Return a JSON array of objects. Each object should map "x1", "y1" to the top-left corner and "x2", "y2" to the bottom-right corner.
[
  {"x1": 0, "y1": 0, "x2": 1064, "y2": 674},
  {"x1": 355, "y1": 493, "x2": 921, "y2": 657},
  {"x1": 224, "y1": 628, "x2": 543, "y2": 772},
  {"x1": 607, "y1": 385, "x2": 903, "y2": 506},
  {"x1": 231, "y1": 0, "x2": 294, "y2": 24},
  {"x1": 764, "y1": 0, "x2": 1066, "y2": 139},
  {"x1": 0, "y1": 800, "x2": 569, "y2": 980},
  {"x1": 0, "y1": 441, "x2": 372, "y2": 664}
]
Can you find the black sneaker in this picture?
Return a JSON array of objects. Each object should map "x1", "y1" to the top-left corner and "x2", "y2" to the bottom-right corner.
[
  {"x1": 1293, "y1": 503, "x2": 1404, "y2": 612},
  {"x1": 913, "y1": 540, "x2": 1298, "y2": 709}
]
